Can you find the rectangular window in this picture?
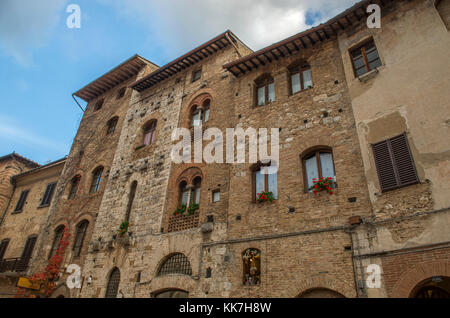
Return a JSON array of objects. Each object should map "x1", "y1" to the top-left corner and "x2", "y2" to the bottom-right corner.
[
  {"x1": 0, "y1": 239, "x2": 9, "y2": 260},
  {"x1": 14, "y1": 190, "x2": 29, "y2": 213},
  {"x1": 40, "y1": 182, "x2": 56, "y2": 207},
  {"x1": 192, "y1": 69, "x2": 202, "y2": 82},
  {"x1": 254, "y1": 165, "x2": 278, "y2": 201},
  {"x1": 350, "y1": 39, "x2": 382, "y2": 77},
  {"x1": 212, "y1": 190, "x2": 220, "y2": 203},
  {"x1": 372, "y1": 133, "x2": 419, "y2": 192},
  {"x1": 20, "y1": 236, "x2": 37, "y2": 260}
]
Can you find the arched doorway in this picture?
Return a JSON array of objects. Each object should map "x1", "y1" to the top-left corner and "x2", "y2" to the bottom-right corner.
[
  {"x1": 410, "y1": 276, "x2": 450, "y2": 298},
  {"x1": 298, "y1": 288, "x2": 345, "y2": 298}
]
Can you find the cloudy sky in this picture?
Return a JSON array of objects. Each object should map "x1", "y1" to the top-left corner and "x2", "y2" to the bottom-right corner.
[{"x1": 0, "y1": 0, "x2": 356, "y2": 164}]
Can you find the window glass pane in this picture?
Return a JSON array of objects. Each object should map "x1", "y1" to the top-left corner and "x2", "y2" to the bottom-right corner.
[
  {"x1": 204, "y1": 109, "x2": 210, "y2": 122},
  {"x1": 302, "y1": 69, "x2": 313, "y2": 89},
  {"x1": 255, "y1": 170, "x2": 265, "y2": 195},
  {"x1": 351, "y1": 48, "x2": 362, "y2": 59},
  {"x1": 291, "y1": 73, "x2": 301, "y2": 94},
  {"x1": 257, "y1": 86, "x2": 265, "y2": 106},
  {"x1": 268, "y1": 83, "x2": 275, "y2": 102},
  {"x1": 320, "y1": 153, "x2": 335, "y2": 181},
  {"x1": 353, "y1": 56, "x2": 365, "y2": 70},
  {"x1": 356, "y1": 67, "x2": 367, "y2": 77},
  {"x1": 368, "y1": 58, "x2": 382, "y2": 70},
  {"x1": 213, "y1": 191, "x2": 220, "y2": 202},
  {"x1": 268, "y1": 172, "x2": 278, "y2": 199},
  {"x1": 305, "y1": 156, "x2": 319, "y2": 191},
  {"x1": 195, "y1": 188, "x2": 201, "y2": 204},
  {"x1": 181, "y1": 190, "x2": 189, "y2": 205},
  {"x1": 144, "y1": 132, "x2": 152, "y2": 145},
  {"x1": 366, "y1": 49, "x2": 379, "y2": 63},
  {"x1": 192, "y1": 112, "x2": 201, "y2": 126}
]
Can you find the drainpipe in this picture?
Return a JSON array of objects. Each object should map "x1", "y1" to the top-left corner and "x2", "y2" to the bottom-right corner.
[{"x1": 72, "y1": 94, "x2": 85, "y2": 112}]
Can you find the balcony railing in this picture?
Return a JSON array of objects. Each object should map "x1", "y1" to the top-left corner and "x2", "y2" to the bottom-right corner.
[
  {"x1": 167, "y1": 211, "x2": 200, "y2": 233},
  {"x1": 0, "y1": 258, "x2": 30, "y2": 273}
]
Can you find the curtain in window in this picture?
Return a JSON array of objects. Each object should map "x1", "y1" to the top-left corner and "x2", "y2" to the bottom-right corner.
[
  {"x1": 302, "y1": 69, "x2": 313, "y2": 88},
  {"x1": 255, "y1": 170, "x2": 265, "y2": 195},
  {"x1": 268, "y1": 83, "x2": 275, "y2": 102},
  {"x1": 257, "y1": 87, "x2": 265, "y2": 106},
  {"x1": 291, "y1": 73, "x2": 301, "y2": 94},
  {"x1": 320, "y1": 153, "x2": 335, "y2": 180},
  {"x1": 305, "y1": 156, "x2": 319, "y2": 191},
  {"x1": 268, "y1": 172, "x2": 278, "y2": 199}
]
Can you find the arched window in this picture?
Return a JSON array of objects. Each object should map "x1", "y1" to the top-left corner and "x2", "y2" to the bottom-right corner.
[
  {"x1": 243, "y1": 248, "x2": 261, "y2": 286},
  {"x1": 73, "y1": 220, "x2": 89, "y2": 257},
  {"x1": 94, "y1": 99, "x2": 103, "y2": 112},
  {"x1": 255, "y1": 75, "x2": 275, "y2": 106},
  {"x1": 49, "y1": 225, "x2": 65, "y2": 259},
  {"x1": 90, "y1": 167, "x2": 104, "y2": 194},
  {"x1": 106, "y1": 117, "x2": 118, "y2": 135},
  {"x1": 190, "y1": 105, "x2": 201, "y2": 127},
  {"x1": 302, "y1": 148, "x2": 336, "y2": 192},
  {"x1": 289, "y1": 62, "x2": 313, "y2": 94},
  {"x1": 157, "y1": 253, "x2": 192, "y2": 276},
  {"x1": 105, "y1": 267, "x2": 120, "y2": 298},
  {"x1": 190, "y1": 177, "x2": 201, "y2": 205},
  {"x1": 143, "y1": 120, "x2": 157, "y2": 146},
  {"x1": 203, "y1": 99, "x2": 210, "y2": 123},
  {"x1": 68, "y1": 175, "x2": 80, "y2": 199},
  {"x1": 179, "y1": 181, "x2": 189, "y2": 207},
  {"x1": 252, "y1": 162, "x2": 278, "y2": 202},
  {"x1": 125, "y1": 181, "x2": 137, "y2": 222}
]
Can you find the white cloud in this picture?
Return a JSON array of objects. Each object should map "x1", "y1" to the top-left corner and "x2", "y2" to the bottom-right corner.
[
  {"x1": 100, "y1": 0, "x2": 357, "y2": 58},
  {"x1": 0, "y1": 115, "x2": 68, "y2": 154},
  {"x1": 0, "y1": 0, "x2": 68, "y2": 66}
]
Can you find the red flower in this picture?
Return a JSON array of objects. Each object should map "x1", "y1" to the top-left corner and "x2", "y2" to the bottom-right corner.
[
  {"x1": 313, "y1": 190, "x2": 317, "y2": 194},
  {"x1": 314, "y1": 185, "x2": 318, "y2": 189},
  {"x1": 330, "y1": 191, "x2": 334, "y2": 195}
]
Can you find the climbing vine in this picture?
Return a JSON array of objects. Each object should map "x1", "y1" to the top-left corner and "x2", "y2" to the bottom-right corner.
[{"x1": 15, "y1": 227, "x2": 71, "y2": 298}]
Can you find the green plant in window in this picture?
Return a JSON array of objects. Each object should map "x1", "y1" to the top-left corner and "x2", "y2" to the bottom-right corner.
[
  {"x1": 118, "y1": 221, "x2": 129, "y2": 236},
  {"x1": 186, "y1": 203, "x2": 199, "y2": 215}
]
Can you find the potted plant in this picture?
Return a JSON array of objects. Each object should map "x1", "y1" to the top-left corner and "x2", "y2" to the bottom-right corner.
[
  {"x1": 173, "y1": 204, "x2": 187, "y2": 216},
  {"x1": 256, "y1": 192, "x2": 276, "y2": 203},
  {"x1": 186, "y1": 203, "x2": 199, "y2": 215},
  {"x1": 309, "y1": 177, "x2": 336, "y2": 195}
]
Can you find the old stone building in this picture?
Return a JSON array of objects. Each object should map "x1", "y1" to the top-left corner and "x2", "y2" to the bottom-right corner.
[
  {"x1": 0, "y1": 157, "x2": 65, "y2": 297},
  {"x1": 0, "y1": 0, "x2": 449, "y2": 298}
]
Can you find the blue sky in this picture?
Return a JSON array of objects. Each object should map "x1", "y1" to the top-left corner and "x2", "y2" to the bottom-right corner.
[{"x1": 0, "y1": 0, "x2": 355, "y2": 165}]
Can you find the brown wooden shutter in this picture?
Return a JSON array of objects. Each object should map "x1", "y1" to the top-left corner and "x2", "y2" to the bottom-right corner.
[
  {"x1": 21, "y1": 236, "x2": 37, "y2": 260},
  {"x1": 14, "y1": 190, "x2": 29, "y2": 212},
  {"x1": 73, "y1": 221, "x2": 89, "y2": 257},
  {"x1": 0, "y1": 239, "x2": 10, "y2": 260},
  {"x1": 41, "y1": 183, "x2": 56, "y2": 206},
  {"x1": 372, "y1": 133, "x2": 419, "y2": 192}
]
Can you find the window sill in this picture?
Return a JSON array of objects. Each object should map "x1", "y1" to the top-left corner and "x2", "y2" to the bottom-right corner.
[
  {"x1": 11, "y1": 211, "x2": 23, "y2": 215},
  {"x1": 357, "y1": 68, "x2": 379, "y2": 83},
  {"x1": 290, "y1": 86, "x2": 314, "y2": 97},
  {"x1": 37, "y1": 204, "x2": 50, "y2": 209},
  {"x1": 135, "y1": 144, "x2": 146, "y2": 151}
]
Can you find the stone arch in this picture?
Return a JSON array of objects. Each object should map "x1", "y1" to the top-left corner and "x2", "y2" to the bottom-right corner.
[
  {"x1": 298, "y1": 288, "x2": 345, "y2": 298},
  {"x1": 183, "y1": 93, "x2": 213, "y2": 128},
  {"x1": 287, "y1": 274, "x2": 355, "y2": 298},
  {"x1": 156, "y1": 253, "x2": 193, "y2": 277},
  {"x1": 148, "y1": 275, "x2": 196, "y2": 297},
  {"x1": 50, "y1": 284, "x2": 70, "y2": 298},
  {"x1": 391, "y1": 260, "x2": 450, "y2": 298}
]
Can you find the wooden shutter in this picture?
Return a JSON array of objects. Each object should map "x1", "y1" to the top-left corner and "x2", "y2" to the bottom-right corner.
[
  {"x1": 14, "y1": 190, "x2": 29, "y2": 212},
  {"x1": 372, "y1": 133, "x2": 419, "y2": 192},
  {"x1": 41, "y1": 183, "x2": 56, "y2": 206},
  {"x1": 73, "y1": 221, "x2": 89, "y2": 257},
  {"x1": 21, "y1": 236, "x2": 37, "y2": 260},
  {"x1": 0, "y1": 239, "x2": 9, "y2": 260}
]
